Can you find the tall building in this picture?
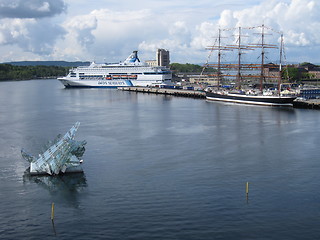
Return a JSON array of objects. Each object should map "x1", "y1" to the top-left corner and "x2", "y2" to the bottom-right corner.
[{"x1": 156, "y1": 49, "x2": 170, "y2": 67}]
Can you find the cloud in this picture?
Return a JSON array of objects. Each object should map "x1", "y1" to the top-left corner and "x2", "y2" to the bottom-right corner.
[
  {"x1": 0, "y1": 0, "x2": 67, "y2": 60},
  {"x1": 59, "y1": 8, "x2": 170, "y2": 61},
  {"x1": 213, "y1": 0, "x2": 320, "y2": 47},
  {"x1": 0, "y1": 0, "x2": 319, "y2": 64},
  {"x1": 0, "y1": 18, "x2": 65, "y2": 55},
  {"x1": 0, "y1": 0, "x2": 67, "y2": 18},
  {"x1": 65, "y1": 13, "x2": 97, "y2": 48},
  {"x1": 55, "y1": 0, "x2": 320, "y2": 64},
  {"x1": 139, "y1": 21, "x2": 191, "y2": 52},
  {"x1": 190, "y1": 0, "x2": 320, "y2": 63}
]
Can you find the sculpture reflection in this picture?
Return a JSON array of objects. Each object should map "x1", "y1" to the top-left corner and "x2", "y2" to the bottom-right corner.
[{"x1": 23, "y1": 170, "x2": 87, "y2": 207}]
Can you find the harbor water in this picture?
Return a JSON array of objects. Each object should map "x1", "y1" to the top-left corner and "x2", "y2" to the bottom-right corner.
[{"x1": 1, "y1": 79, "x2": 320, "y2": 239}]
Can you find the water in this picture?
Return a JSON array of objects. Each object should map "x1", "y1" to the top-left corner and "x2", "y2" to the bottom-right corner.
[{"x1": 1, "y1": 79, "x2": 320, "y2": 240}]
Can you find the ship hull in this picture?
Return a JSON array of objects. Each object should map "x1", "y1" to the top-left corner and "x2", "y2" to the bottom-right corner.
[
  {"x1": 58, "y1": 76, "x2": 172, "y2": 88},
  {"x1": 206, "y1": 91, "x2": 296, "y2": 106},
  {"x1": 58, "y1": 78, "x2": 134, "y2": 88}
]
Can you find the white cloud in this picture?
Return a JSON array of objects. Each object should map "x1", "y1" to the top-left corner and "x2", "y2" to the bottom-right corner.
[
  {"x1": 191, "y1": 0, "x2": 320, "y2": 63},
  {"x1": 191, "y1": 22, "x2": 216, "y2": 50},
  {"x1": 0, "y1": 17, "x2": 65, "y2": 59},
  {"x1": 65, "y1": 13, "x2": 97, "y2": 47},
  {"x1": 215, "y1": 0, "x2": 320, "y2": 47},
  {"x1": 0, "y1": 0, "x2": 66, "y2": 18},
  {"x1": 0, "y1": 0, "x2": 66, "y2": 60},
  {"x1": 37, "y1": 2, "x2": 50, "y2": 12},
  {"x1": 138, "y1": 20, "x2": 192, "y2": 61},
  {"x1": 57, "y1": 8, "x2": 169, "y2": 61},
  {"x1": 0, "y1": 0, "x2": 319, "y2": 63}
]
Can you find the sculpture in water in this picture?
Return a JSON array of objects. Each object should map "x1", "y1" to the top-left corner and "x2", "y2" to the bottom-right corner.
[{"x1": 21, "y1": 122, "x2": 87, "y2": 175}]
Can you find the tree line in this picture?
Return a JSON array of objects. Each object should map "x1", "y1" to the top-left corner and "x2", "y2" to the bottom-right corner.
[
  {"x1": 170, "y1": 63, "x2": 216, "y2": 73},
  {"x1": 170, "y1": 62, "x2": 320, "y2": 83},
  {"x1": 0, "y1": 64, "x2": 69, "y2": 81}
]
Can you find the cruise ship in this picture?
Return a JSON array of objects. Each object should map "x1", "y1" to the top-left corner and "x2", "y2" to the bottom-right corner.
[{"x1": 58, "y1": 51, "x2": 172, "y2": 88}]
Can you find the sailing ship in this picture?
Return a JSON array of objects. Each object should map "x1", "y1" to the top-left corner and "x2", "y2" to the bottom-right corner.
[{"x1": 204, "y1": 25, "x2": 297, "y2": 106}]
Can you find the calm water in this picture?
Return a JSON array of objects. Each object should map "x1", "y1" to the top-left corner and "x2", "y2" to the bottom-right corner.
[{"x1": 1, "y1": 79, "x2": 320, "y2": 240}]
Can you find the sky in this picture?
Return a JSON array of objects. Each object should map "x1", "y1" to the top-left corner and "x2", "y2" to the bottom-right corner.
[{"x1": 0, "y1": 0, "x2": 319, "y2": 64}]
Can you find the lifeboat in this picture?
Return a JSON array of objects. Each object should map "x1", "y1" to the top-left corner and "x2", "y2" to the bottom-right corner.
[{"x1": 129, "y1": 75, "x2": 137, "y2": 79}]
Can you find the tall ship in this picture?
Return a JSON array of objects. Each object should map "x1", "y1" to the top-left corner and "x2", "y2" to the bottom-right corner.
[
  {"x1": 58, "y1": 51, "x2": 172, "y2": 88},
  {"x1": 204, "y1": 25, "x2": 297, "y2": 106}
]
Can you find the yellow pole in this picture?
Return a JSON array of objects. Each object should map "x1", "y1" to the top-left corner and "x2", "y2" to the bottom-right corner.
[
  {"x1": 51, "y1": 203, "x2": 55, "y2": 220},
  {"x1": 246, "y1": 182, "x2": 249, "y2": 195}
]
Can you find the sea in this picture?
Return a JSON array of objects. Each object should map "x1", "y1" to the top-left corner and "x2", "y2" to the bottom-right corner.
[{"x1": 1, "y1": 79, "x2": 320, "y2": 240}]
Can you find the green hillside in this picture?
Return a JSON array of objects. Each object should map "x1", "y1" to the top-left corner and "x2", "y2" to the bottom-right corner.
[{"x1": 0, "y1": 64, "x2": 69, "y2": 81}]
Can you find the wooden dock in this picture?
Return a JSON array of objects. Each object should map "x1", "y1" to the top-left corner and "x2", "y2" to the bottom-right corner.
[{"x1": 119, "y1": 87, "x2": 206, "y2": 99}]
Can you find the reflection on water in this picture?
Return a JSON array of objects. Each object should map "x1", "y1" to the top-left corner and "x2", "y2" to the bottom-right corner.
[{"x1": 23, "y1": 170, "x2": 87, "y2": 207}]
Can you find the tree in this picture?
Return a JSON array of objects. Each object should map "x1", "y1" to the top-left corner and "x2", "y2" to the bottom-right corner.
[
  {"x1": 170, "y1": 63, "x2": 216, "y2": 73},
  {"x1": 0, "y1": 64, "x2": 69, "y2": 81},
  {"x1": 282, "y1": 67, "x2": 299, "y2": 83}
]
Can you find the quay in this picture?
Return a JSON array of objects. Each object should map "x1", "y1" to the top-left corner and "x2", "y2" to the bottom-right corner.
[
  {"x1": 293, "y1": 99, "x2": 320, "y2": 109},
  {"x1": 119, "y1": 87, "x2": 320, "y2": 110},
  {"x1": 119, "y1": 87, "x2": 206, "y2": 99}
]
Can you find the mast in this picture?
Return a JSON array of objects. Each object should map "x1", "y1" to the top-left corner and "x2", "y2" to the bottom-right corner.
[
  {"x1": 217, "y1": 28, "x2": 222, "y2": 89},
  {"x1": 206, "y1": 25, "x2": 282, "y2": 93},
  {"x1": 278, "y1": 33, "x2": 284, "y2": 95},
  {"x1": 205, "y1": 28, "x2": 233, "y2": 89},
  {"x1": 260, "y1": 24, "x2": 265, "y2": 92},
  {"x1": 237, "y1": 27, "x2": 242, "y2": 89}
]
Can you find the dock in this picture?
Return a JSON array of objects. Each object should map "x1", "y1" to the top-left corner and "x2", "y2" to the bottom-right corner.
[
  {"x1": 119, "y1": 87, "x2": 320, "y2": 110},
  {"x1": 293, "y1": 99, "x2": 320, "y2": 109},
  {"x1": 119, "y1": 87, "x2": 206, "y2": 99}
]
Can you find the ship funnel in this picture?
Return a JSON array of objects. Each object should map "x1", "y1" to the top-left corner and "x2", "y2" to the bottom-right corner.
[{"x1": 124, "y1": 51, "x2": 140, "y2": 63}]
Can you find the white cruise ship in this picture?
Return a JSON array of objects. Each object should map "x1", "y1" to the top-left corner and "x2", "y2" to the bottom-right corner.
[{"x1": 58, "y1": 51, "x2": 172, "y2": 88}]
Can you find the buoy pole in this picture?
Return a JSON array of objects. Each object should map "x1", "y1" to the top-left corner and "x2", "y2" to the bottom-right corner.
[
  {"x1": 246, "y1": 182, "x2": 250, "y2": 203},
  {"x1": 51, "y1": 203, "x2": 55, "y2": 220},
  {"x1": 246, "y1": 182, "x2": 249, "y2": 196}
]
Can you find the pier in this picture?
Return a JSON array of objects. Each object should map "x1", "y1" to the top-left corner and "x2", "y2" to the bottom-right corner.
[
  {"x1": 293, "y1": 99, "x2": 320, "y2": 109},
  {"x1": 119, "y1": 87, "x2": 206, "y2": 99},
  {"x1": 119, "y1": 87, "x2": 320, "y2": 110}
]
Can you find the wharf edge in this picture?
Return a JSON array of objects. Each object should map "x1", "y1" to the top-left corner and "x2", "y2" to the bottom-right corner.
[
  {"x1": 118, "y1": 87, "x2": 206, "y2": 99},
  {"x1": 119, "y1": 87, "x2": 320, "y2": 109},
  {"x1": 293, "y1": 99, "x2": 320, "y2": 109}
]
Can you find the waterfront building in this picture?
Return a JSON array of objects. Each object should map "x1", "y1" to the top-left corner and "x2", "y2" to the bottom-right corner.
[
  {"x1": 157, "y1": 49, "x2": 170, "y2": 67},
  {"x1": 188, "y1": 74, "x2": 218, "y2": 86},
  {"x1": 145, "y1": 60, "x2": 157, "y2": 67},
  {"x1": 146, "y1": 49, "x2": 170, "y2": 67}
]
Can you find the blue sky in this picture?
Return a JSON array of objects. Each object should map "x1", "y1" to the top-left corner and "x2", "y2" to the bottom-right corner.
[{"x1": 0, "y1": 0, "x2": 318, "y2": 64}]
